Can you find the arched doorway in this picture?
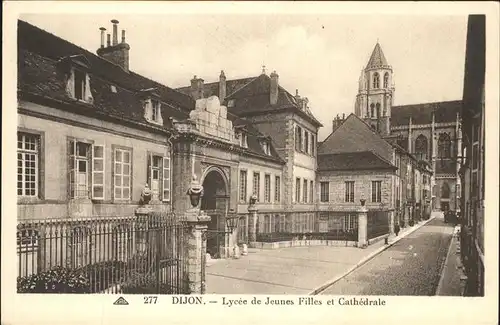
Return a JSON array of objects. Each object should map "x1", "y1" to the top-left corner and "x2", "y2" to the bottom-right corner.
[
  {"x1": 440, "y1": 182, "x2": 451, "y2": 212},
  {"x1": 201, "y1": 168, "x2": 229, "y2": 258}
]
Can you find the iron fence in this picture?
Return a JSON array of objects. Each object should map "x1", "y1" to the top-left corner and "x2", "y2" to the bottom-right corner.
[
  {"x1": 255, "y1": 211, "x2": 358, "y2": 242},
  {"x1": 367, "y1": 209, "x2": 390, "y2": 240},
  {"x1": 16, "y1": 212, "x2": 191, "y2": 294}
]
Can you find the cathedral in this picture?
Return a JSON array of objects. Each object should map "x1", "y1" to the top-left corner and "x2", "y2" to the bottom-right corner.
[{"x1": 354, "y1": 42, "x2": 462, "y2": 212}]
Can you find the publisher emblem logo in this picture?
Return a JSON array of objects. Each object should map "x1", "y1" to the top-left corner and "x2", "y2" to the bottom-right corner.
[{"x1": 113, "y1": 297, "x2": 129, "y2": 305}]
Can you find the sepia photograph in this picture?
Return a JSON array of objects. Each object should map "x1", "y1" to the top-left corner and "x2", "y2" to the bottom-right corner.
[{"x1": 2, "y1": 2, "x2": 498, "y2": 325}]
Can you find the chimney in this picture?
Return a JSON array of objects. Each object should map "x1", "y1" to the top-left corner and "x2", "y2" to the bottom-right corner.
[
  {"x1": 219, "y1": 70, "x2": 226, "y2": 101},
  {"x1": 270, "y1": 71, "x2": 279, "y2": 105},
  {"x1": 190, "y1": 75, "x2": 205, "y2": 100},
  {"x1": 97, "y1": 19, "x2": 131, "y2": 72},
  {"x1": 99, "y1": 27, "x2": 106, "y2": 48},
  {"x1": 111, "y1": 19, "x2": 119, "y2": 45}
]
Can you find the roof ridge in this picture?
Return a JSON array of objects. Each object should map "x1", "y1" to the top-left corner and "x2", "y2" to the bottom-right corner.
[{"x1": 392, "y1": 99, "x2": 462, "y2": 108}]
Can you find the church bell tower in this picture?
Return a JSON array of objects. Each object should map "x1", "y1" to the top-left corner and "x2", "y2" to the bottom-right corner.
[{"x1": 355, "y1": 42, "x2": 395, "y2": 136}]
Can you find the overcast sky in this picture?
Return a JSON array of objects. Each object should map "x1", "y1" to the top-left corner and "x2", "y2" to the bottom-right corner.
[{"x1": 20, "y1": 13, "x2": 468, "y2": 140}]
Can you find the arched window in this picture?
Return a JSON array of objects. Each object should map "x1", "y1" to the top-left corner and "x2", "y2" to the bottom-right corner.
[
  {"x1": 383, "y1": 72, "x2": 389, "y2": 88},
  {"x1": 415, "y1": 134, "x2": 429, "y2": 160},
  {"x1": 370, "y1": 103, "x2": 375, "y2": 118},
  {"x1": 373, "y1": 73, "x2": 380, "y2": 88},
  {"x1": 375, "y1": 103, "x2": 381, "y2": 118},
  {"x1": 441, "y1": 182, "x2": 450, "y2": 198},
  {"x1": 438, "y1": 133, "x2": 452, "y2": 158}
]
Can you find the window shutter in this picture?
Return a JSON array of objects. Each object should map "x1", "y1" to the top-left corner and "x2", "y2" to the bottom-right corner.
[
  {"x1": 68, "y1": 140, "x2": 76, "y2": 199},
  {"x1": 147, "y1": 153, "x2": 152, "y2": 189},
  {"x1": 162, "y1": 156, "x2": 171, "y2": 202},
  {"x1": 92, "y1": 145, "x2": 105, "y2": 200}
]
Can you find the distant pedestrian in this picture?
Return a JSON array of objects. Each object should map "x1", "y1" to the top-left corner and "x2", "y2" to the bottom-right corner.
[{"x1": 394, "y1": 223, "x2": 400, "y2": 236}]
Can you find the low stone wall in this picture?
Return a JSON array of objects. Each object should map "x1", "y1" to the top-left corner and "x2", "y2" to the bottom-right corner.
[
  {"x1": 367, "y1": 233, "x2": 390, "y2": 246},
  {"x1": 249, "y1": 239, "x2": 358, "y2": 250}
]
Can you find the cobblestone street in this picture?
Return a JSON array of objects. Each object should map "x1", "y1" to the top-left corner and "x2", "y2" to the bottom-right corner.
[{"x1": 320, "y1": 218, "x2": 455, "y2": 296}]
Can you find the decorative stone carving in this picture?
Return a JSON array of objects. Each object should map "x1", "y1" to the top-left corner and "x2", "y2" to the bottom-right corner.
[{"x1": 139, "y1": 184, "x2": 152, "y2": 205}]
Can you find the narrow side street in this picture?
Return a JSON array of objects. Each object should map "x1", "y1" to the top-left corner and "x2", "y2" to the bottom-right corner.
[{"x1": 319, "y1": 217, "x2": 455, "y2": 296}]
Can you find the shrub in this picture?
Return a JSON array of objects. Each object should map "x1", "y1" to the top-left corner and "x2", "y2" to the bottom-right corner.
[
  {"x1": 17, "y1": 266, "x2": 90, "y2": 293},
  {"x1": 120, "y1": 271, "x2": 175, "y2": 294},
  {"x1": 78, "y1": 260, "x2": 127, "y2": 293},
  {"x1": 409, "y1": 219, "x2": 415, "y2": 227}
]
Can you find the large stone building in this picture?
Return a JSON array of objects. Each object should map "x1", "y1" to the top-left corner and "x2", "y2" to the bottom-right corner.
[
  {"x1": 17, "y1": 19, "x2": 323, "y2": 258},
  {"x1": 354, "y1": 42, "x2": 462, "y2": 212},
  {"x1": 459, "y1": 14, "x2": 485, "y2": 297}
]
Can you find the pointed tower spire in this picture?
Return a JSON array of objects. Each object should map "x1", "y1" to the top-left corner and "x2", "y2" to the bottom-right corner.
[{"x1": 366, "y1": 42, "x2": 390, "y2": 69}]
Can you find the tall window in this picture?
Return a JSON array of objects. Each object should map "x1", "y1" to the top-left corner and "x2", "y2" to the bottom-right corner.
[
  {"x1": 438, "y1": 133, "x2": 452, "y2": 158},
  {"x1": 383, "y1": 72, "x2": 389, "y2": 88},
  {"x1": 303, "y1": 179, "x2": 308, "y2": 203},
  {"x1": 148, "y1": 154, "x2": 170, "y2": 201},
  {"x1": 295, "y1": 178, "x2": 301, "y2": 202},
  {"x1": 274, "y1": 176, "x2": 281, "y2": 202},
  {"x1": 114, "y1": 148, "x2": 131, "y2": 200},
  {"x1": 370, "y1": 103, "x2": 375, "y2": 118},
  {"x1": 264, "y1": 174, "x2": 271, "y2": 203},
  {"x1": 320, "y1": 182, "x2": 329, "y2": 202},
  {"x1": 295, "y1": 126, "x2": 302, "y2": 151},
  {"x1": 343, "y1": 213, "x2": 358, "y2": 231},
  {"x1": 253, "y1": 172, "x2": 260, "y2": 201},
  {"x1": 69, "y1": 141, "x2": 92, "y2": 199},
  {"x1": 441, "y1": 182, "x2": 450, "y2": 199},
  {"x1": 17, "y1": 133, "x2": 39, "y2": 197},
  {"x1": 74, "y1": 69, "x2": 86, "y2": 101},
  {"x1": 415, "y1": 134, "x2": 428, "y2": 160},
  {"x1": 311, "y1": 134, "x2": 315, "y2": 156},
  {"x1": 239, "y1": 170, "x2": 247, "y2": 202},
  {"x1": 310, "y1": 180, "x2": 314, "y2": 203},
  {"x1": 151, "y1": 100, "x2": 161, "y2": 122},
  {"x1": 373, "y1": 72, "x2": 380, "y2": 89},
  {"x1": 372, "y1": 181, "x2": 382, "y2": 203},
  {"x1": 304, "y1": 131, "x2": 309, "y2": 154},
  {"x1": 345, "y1": 181, "x2": 355, "y2": 203}
]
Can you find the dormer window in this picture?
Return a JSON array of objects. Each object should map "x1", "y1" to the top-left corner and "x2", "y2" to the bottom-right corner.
[
  {"x1": 151, "y1": 100, "x2": 161, "y2": 122},
  {"x1": 143, "y1": 98, "x2": 163, "y2": 125},
  {"x1": 74, "y1": 70, "x2": 86, "y2": 100},
  {"x1": 60, "y1": 55, "x2": 93, "y2": 103},
  {"x1": 261, "y1": 140, "x2": 271, "y2": 156},
  {"x1": 236, "y1": 131, "x2": 248, "y2": 148}
]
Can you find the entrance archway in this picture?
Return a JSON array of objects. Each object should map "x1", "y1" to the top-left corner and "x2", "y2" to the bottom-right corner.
[{"x1": 201, "y1": 168, "x2": 229, "y2": 258}]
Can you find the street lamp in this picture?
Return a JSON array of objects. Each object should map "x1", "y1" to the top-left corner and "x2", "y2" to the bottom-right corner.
[{"x1": 225, "y1": 212, "x2": 240, "y2": 233}]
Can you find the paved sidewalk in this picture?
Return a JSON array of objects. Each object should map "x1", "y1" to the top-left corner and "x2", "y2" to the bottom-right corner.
[
  {"x1": 435, "y1": 225, "x2": 466, "y2": 296},
  {"x1": 205, "y1": 215, "x2": 437, "y2": 295}
]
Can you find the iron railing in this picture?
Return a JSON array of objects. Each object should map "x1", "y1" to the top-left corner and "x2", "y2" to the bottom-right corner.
[
  {"x1": 255, "y1": 211, "x2": 358, "y2": 242},
  {"x1": 16, "y1": 212, "x2": 191, "y2": 294},
  {"x1": 367, "y1": 209, "x2": 390, "y2": 240}
]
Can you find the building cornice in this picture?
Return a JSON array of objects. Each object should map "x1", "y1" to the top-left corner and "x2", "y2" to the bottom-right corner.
[{"x1": 391, "y1": 121, "x2": 457, "y2": 131}]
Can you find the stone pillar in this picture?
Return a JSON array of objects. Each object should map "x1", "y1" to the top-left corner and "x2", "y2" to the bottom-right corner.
[
  {"x1": 184, "y1": 209, "x2": 210, "y2": 294},
  {"x1": 248, "y1": 200, "x2": 258, "y2": 247},
  {"x1": 357, "y1": 202, "x2": 368, "y2": 248}
]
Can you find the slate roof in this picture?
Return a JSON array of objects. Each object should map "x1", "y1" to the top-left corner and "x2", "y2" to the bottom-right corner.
[
  {"x1": 177, "y1": 73, "x2": 322, "y2": 127},
  {"x1": 176, "y1": 76, "x2": 256, "y2": 99},
  {"x1": 18, "y1": 20, "x2": 194, "y2": 129},
  {"x1": 318, "y1": 151, "x2": 396, "y2": 171},
  {"x1": 18, "y1": 20, "x2": 284, "y2": 163},
  {"x1": 366, "y1": 43, "x2": 390, "y2": 69},
  {"x1": 318, "y1": 113, "x2": 394, "y2": 163},
  {"x1": 391, "y1": 100, "x2": 462, "y2": 126}
]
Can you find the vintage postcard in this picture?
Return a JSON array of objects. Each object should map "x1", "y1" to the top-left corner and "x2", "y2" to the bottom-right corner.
[{"x1": 2, "y1": 1, "x2": 498, "y2": 325}]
